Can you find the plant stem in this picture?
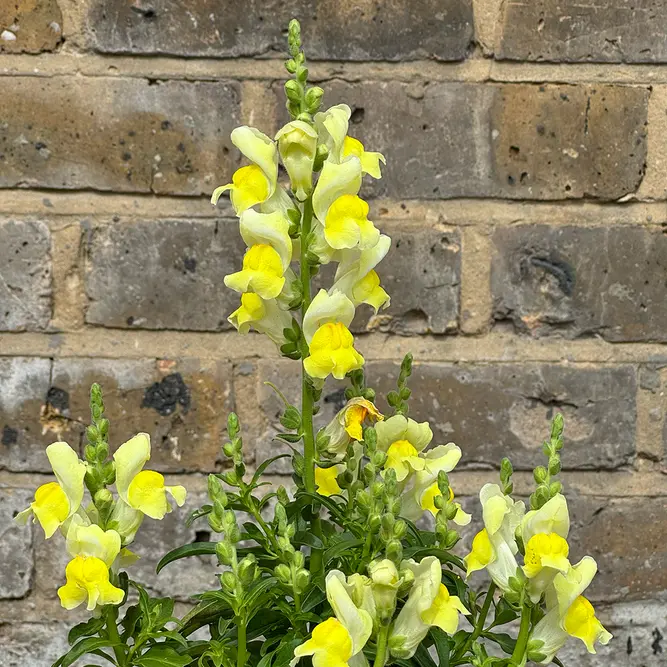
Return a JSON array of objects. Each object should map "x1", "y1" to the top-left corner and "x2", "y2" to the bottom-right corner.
[
  {"x1": 104, "y1": 605, "x2": 126, "y2": 667},
  {"x1": 510, "y1": 604, "x2": 532, "y2": 665},
  {"x1": 456, "y1": 582, "x2": 496, "y2": 661},
  {"x1": 236, "y1": 615, "x2": 247, "y2": 667},
  {"x1": 373, "y1": 624, "x2": 390, "y2": 667},
  {"x1": 299, "y1": 196, "x2": 323, "y2": 577}
]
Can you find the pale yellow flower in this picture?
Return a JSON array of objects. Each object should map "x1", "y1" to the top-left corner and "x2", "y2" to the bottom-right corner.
[
  {"x1": 229, "y1": 293, "x2": 292, "y2": 347},
  {"x1": 275, "y1": 120, "x2": 318, "y2": 201},
  {"x1": 342, "y1": 136, "x2": 385, "y2": 179}
]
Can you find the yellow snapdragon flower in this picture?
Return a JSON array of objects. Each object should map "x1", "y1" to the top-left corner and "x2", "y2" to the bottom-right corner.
[
  {"x1": 224, "y1": 244, "x2": 287, "y2": 300},
  {"x1": 418, "y1": 483, "x2": 471, "y2": 526},
  {"x1": 312, "y1": 158, "x2": 379, "y2": 251},
  {"x1": 521, "y1": 494, "x2": 572, "y2": 603},
  {"x1": 15, "y1": 441, "x2": 87, "y2": 538},
  {"x1": 332, "y1": 234, "x2": 391, "y2": 312},
  {"x1": 113, "y1": 433, "x2": 186, "y2": 521},
  {"x1": 320, "y1": 397, "x2": 383, "y2": 458},
  {"x1": 275, "y1": 120, "x2": 318, "y2": 201},
  {"x1": 302, "y1": 289, "x2": 364, "y2": 380},
  {"x1": 390, "y1": 556, "x2": 468, "y2": 659},
  {"x1": 375, "y1": 414, "x2": 433, "y2": 482},
  {"x1": 229, "y1": 292, "x2": 292, "y2": 346},
  {"x1": 464, "y1": 483, "x2": 525, "y2": 593},
  {"x1": 530, "y1": 557, "x2": 612, "y2": 663},
  {"x1": 342, "y1": 136, "x2": 385, "y2": 179},
  {"x1": 292, "y1": 570, "x2": 372, "y2": 667},
  {"x1": 314, "y1": 104, "x2": 351, "y2": 163},
  {"x1": 211, "y1": 126, "x2": 278, "y2": 214},
  {"x1": 58, "y1": 517, "x2": 124, "y2": 611}
]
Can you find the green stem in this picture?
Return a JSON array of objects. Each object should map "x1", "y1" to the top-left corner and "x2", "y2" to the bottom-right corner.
[
  {"x1": 452, "y1": 583, "x2": 496, "y2": 662},
  {"x1": 236, "y1": 615, "x2": 248, "y2": 667},
  {"x1": 299, "y1": 196, "x2": 323, "y2": 577},
  {"x1": 105, "y1": 605, "x2": 127, "y2": 667},
  {"x1": 373, "y1": 624, "x2": 390, "y2": 667},
  {"x1": 510, "y1": 604, "x2": 532, "y2": 665}
]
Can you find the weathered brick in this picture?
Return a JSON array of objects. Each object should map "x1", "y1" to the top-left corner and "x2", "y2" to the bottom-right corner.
[
  {"x1": 0, "y1": 0, "x2": 63, "y2": 54},
  {"x1": 492, "y1": 225, "x2": 667, "y2": 341},
  {"x1": 85, "y1": 219, "x2": 245, "y2": 331},
  {"x1": 0, "y1": 78, "x2": 240, "y2": 195},
  {"x1": 0, "y1": 220, "x2": 52, "y2": 331},
  {"x1": 287, "y1": 81, "x2": 647, "y2": 200},
  {"x1": 47, "y1": 358, "x2": 232, "y2": 473},
  {"x1": 319, "y1": 223, "x2": 460, "y2": 334},
  {"x1": 235, "y1": 360, "x2": 342, "y2": 474},
  {"x1": 86, "y1": 0, "x2": 473, "y2": 61},
  {"x1": 368, "y1": 362, "x2": 636, "y2": 469},
  {"x1": 0, "y1": 622, "x2": 71, "y2": 667},
  {"x1": 0, "y1": 357, "x2": 52, "y2": 472},
  {"x1": 498, "y1": 0, "x2": 667, "y2": 63},
  {"x1": 570, "y1": 496, "x2": 667, "y2": 601},
  {"x1": 0, "y1": 489, "x2": 33, "y2": 599}
]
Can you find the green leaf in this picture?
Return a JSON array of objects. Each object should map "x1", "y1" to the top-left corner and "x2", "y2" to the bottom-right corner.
[
  {"x1": 156, "y1": 542, "x2": 217, "y2": 573},
  {"x1": 402, "y1": 546, "x2": 466, "y2": 572},
  {"x1": 429, "y1": 628, "x2": 451, "y2": 667},
  {"x1": 67, "y1": 617, "x2": 105, "y2": 645},
  {"x1": 414, "y1": 643, "x2": 437, "y2": 667},
  {"x1": 134, "y1": 645, "x2": 190, "y2": 667},
  {"x1": 293, "y1": 531, "x2": 323, "y2": 549},
  {"x1": 324, "y1": 535, "x2": 365, "y2": 566},
  {"x1": 53, "y1": 638, "x2": 120, "y2": 667},
  {"x1": 185, "y1": 504, "x2": 212, "y2": 527},
  {"x1": 251, "y1": 454, "x2": 292, "y2": 486},
  {"x1": 483, "y1": 631, "x2": 516, "y2": 655},
  {"x1": 553, "y1": 658, "x2": 566, "y2": 667}
]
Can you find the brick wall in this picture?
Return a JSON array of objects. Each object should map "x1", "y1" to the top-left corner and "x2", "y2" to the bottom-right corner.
[{"x1": 1, "y1": 1, "x2": 666, "y2": 664}]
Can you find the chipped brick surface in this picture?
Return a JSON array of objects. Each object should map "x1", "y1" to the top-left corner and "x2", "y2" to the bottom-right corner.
[
  {"x1": 87, "y1": 0, "x2": 473, "y2": 61},
  {"x1": 0, "y1": 78, "x2": 240, "y2": 195},
  {"x1": 0, "y1": 0, "x2": 63, "y2": 54}
]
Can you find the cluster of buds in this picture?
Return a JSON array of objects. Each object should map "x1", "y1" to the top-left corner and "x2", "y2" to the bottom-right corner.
[{"x1": 273, "y1": 494, "x2": 310, "y2": 600}]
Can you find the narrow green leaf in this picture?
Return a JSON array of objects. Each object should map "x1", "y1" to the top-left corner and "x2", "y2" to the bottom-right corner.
[
  {"x1": 134, "y1": 645, "x2": 190, "y2": 667},
  {"x1": 54, "y1": 638, "x2": 120, "y2": 667},
  {"x1": 430, "y1": 628, "x2": 451, "y2": 667},
  {"x1": 67, "y1": 617, "x2": 105, "y2": 645},
  {"x1": 293, "y1": 531, "x2": 323, "y2": 549},
  {"x1": 251, "y1": 453, "x2": 292, "y2": 486},
  {"x1": 156, "y1": 542, "x2": 217, "y2": 573}
]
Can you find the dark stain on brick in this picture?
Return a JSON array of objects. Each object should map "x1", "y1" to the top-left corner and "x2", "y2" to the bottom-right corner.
[
  {"x1": 142, "y1": 373, "x2": 191, "y2": 416},
  {"x1": 652, "y1": 628, "x2": 663, "y2": 655},
  {"x1": 526, "y1": 256, "x2": 575, "y2": 296},
  {"x1": 46, "y1": 386, "x2": 70, "y2": 413},
  {"x1": 183, "y1": 257, "x2": 197, "y2": 272},
  {"x1": 1, "y1": 425, "x2": 18, "y2": 446},
  {"x1": 627, "y1": 636, "x2": 632, "y2": 655},
  {"x1": 193, "y1": 530, "x2": 211, "y2": 543}
]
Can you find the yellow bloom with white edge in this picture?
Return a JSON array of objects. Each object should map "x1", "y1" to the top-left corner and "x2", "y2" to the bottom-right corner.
[
  {"x1": 211, "y1": 126, "x2": 277, "y2": 214},
  {"x1": 390, "y1": 556, "x2": 468, "y2": 659},
  {"x1": 229, "y1": 293, "x2": 292, "y2": 347},
  {"x1": 239, "y1": 209, "x2": 292, "y2": 269},
  {"x1": 66, "y1": 516, "x2": 121, "y2": 568},
  {"x1": 304, "y1": 322, "x2": 364, "y2": 380},
  {"x1": 530, "y1": 557, "x2": 612, "y2": 664},
  {"x1": 375, "y1": 414, "x2": 433, "y2": 482},
  {"x1": 314, "y1": 104, "x2": 351, "y2": 163},
  {"x1": 521, "y1": 494, "x2": 571, "y2": 603},
  {"x1": 419, "y1": 484, "x2": 472, "y2": 526},
  {"x1": 58, "y1": 555, "x2": 125, "y2": 611},
  {"x1": 343, "y1": 136, "x2": 385, "y2": 179},
  {"x1": 332, "y1": 235, "x2": 391, "y2": 312},
  {"x1": 275, "y1": 120, "x2": 318, "y2": 201},
  {"x1": 464, "y1": 483, "x2": 525, "y2": 593},
  {"x1": 321, "y1": 397, "x2": 383, "y2": 458},
  {"x1": 14, "y1": 441, "x2": 87, "y2": 539},
  {"x1": 302, "y1": 290, "x2": 364, "y2": 380},
  {"x1": 315, "y1": 465, "x2": 343, "y2": 497},
  {"x1": 113, "y1": 433, "x2": 186, "y2": 521},
  {"x1": 224, "y1": 244, "x2": 286, "y2": 299},
  {"x1": 292, "y1": 569, "x2": 372, "y2": 667}
]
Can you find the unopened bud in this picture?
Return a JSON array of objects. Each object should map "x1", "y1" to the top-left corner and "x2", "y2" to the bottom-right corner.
[
  {"x1": 295, "y1": 569, "x2": 311, "y2": 593},
  {"x1": 215, "y1": 540, "x2": 234, "y2": 565},
  {"x1": 533, "y1": 466, "x2": 548, "y2": 484},
  {"x1": 221, "y1": 571, "x2": 238, "y2": 592},
  {"x1": 275, "y1": 564, "x2": 292, "y2": 585},
  {"x1": 393, "y1": 520, "x2": 407, "y2": 540},
  {"x1": 238, "y1": 555, "x2": 258, "y2": 585},
  {"x1": 386, "y1": 539, "x2": 403, "y2": 563},
  {"x1": 94, "y1": 488, "x2": 113, "y2": 511},
  {"x1": 277, "y1": 485, "x2": 290, "y2": 506}
]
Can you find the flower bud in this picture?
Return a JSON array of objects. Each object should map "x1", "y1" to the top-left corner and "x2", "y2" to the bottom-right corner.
[
  {"x1": 284, "y1": 79, "x2": 301, "y2": 103},
  {"x1": 215, "y1": 540, "x2": 234, "y2": 565},
  {"x1": 445, "y1": 529, "x2": 459, "y2": 549},
  {"x1": 277, "y1": 485, "x2": 290, "y2": 506},
  {"x1": 369, "y1": 514, "x2": 382, "y2": 532},
  {"x1": 294, "y1": 568, "x2": 311, "y2": 593},
  {"x1": 293, "y1": 550, "x2": 305, "y2": 569},
  {"x1": 386, "y1": 539, "x2": 403, "y2": 563},
  {"x1": 238, "y1": 555, "x2": 258, "y2": 585},
  {"x1": 221, "y1": 571, "x2": 238, "y2": 592},
  {"x1": 548, "y1": 456, "x2": 561, "y2": 476},
  {"x1": 369, "y1": 559, "x2": 400, "y2": 622},
  {"x1": 208, "y1": 512, "x2": 224, "y2": 533},
  {"x1": 274, "y1": 564, "x2": 292, "y2": 585},
  {"x1": 533, "y1": 466, "x2": 548, "y2": 484},
  {"x1": 393, "y1": 520, "x2": 407, "y2": 540},
  {"x1": 381, "y1": 512, "x2": 395, "y2": 532}
]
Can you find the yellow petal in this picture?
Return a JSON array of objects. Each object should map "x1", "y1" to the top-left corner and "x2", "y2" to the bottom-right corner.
[
  {"x1": 302, "y1": 289, "x2": 356, "y2": 344},
  {"x1": 315, "y1": 466, "x2": 342, "y2": 497},
  {"x1": 293, "y1": 618, "x2": 352, "y2": 667},
  {"x1": 275, "y1": 120, "x2": 318, "y2": 201},
  {"x1": 113, "y1": 432, "x2": 151, "y2": 503},
  {"x1": 31, "y1": 481, "x2": 70, "y2": 538},
  {"x1": 224, "y1": 244, "x2": 286, "y2": 299},
  {"x1": 46, "y1": 441, "x2": 87, "y2": 518},
  {"x1": 229, "y1": 164, "x2": 271, "y2": 214},
  {"x1": 314, "y1": 104, "x2": 351, "y2": 163},
  {"x1": 343, "y1": 136, "x2": 385, "y2": 179},
  {"x1": 66, "y1": 518, "x2": 121, "y2": 567},
  {"x1": 304, "y1": 322, "x2": 364, "y2": 380},
  {"x1": 419, "y1": 482, "x2": 442, "y2": 516},
  {"x1": 523, "y1": 533, "x2": 570, "y2": 579},
  {"x1": 127, "y1": 470, "x2": 171, "y2": 520},
  {"x1": 352, "y1": 270, "x2": 390, "y2": 312},
  {"x1": 324, "y1": 195, "x2": 378, "y2": 251},
  {"x1": 563, "y1": 596, "x2": 613, "y2": 653},
  {"x1": 421, "y1": 584, "x2": 468, "y2": 634},
  {"x1": 385, "y1": 440, "x2": 422, "y2": 482},
  {"x1": 464, "y1": 529, "x2": 495, "y2": 577},
  {"x1": 230, "y1": 292, "x2": 267, "y2": 332},
  {"x1": 239, "y1": 209, "x2": 292, "y2": 270},
  {"x1": 58, "y1": 556, "x2": 124, "y2": 611}
]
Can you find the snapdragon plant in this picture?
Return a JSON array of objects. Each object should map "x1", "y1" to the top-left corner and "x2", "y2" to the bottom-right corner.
[{"x1": 16, "y1": 19, "x2": 612, "y2": 667}]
